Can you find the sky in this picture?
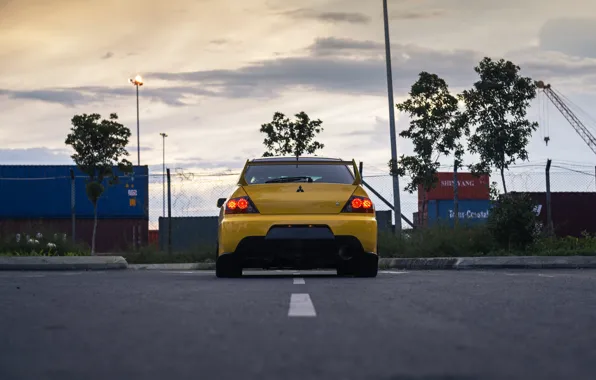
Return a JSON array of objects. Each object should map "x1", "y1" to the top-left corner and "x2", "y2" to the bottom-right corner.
[{"x1": 1, "y1": 0, "x2": 596, "y2": 179}]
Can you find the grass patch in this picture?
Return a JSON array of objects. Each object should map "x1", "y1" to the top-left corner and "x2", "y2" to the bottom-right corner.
[
  {"x1": 379, "y1": 224, "x2": 497, "y2": 258},
  {"x1": 379, "y1": 225, "x2": 596, "y2": 258}
]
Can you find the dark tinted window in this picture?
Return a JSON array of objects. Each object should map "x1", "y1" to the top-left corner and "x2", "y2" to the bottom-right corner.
[{"x1": 244, "y1": 164, "x2": 355, "y2": 184}]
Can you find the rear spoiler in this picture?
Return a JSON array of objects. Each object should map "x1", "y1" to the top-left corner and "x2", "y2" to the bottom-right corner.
[{"x1": 237, "y1": 159, "x2": 362, "y2": 186}]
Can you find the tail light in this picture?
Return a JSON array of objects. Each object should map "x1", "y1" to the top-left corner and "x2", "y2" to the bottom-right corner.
[
  {"x1": 342, "y1": 196, "x2": 374, "y2": 214},
  {"x1": 225, "y1": 196, "x2": 259, "y2": 214}
]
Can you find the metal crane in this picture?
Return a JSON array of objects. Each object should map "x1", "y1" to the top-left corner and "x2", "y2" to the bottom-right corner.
[{"x1": 535, "y1": 81, "x2": 596, "y2": 156}]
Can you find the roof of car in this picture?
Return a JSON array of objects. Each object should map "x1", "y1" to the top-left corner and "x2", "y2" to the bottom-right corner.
[{"x1": 250, "y1": 156, "x2": 344, "y2": 162}]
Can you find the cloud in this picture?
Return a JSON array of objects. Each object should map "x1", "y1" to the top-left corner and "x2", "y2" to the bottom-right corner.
[
  {"x1": 147, "y1": 40, "x2": 481, "y2": 98},
  {"x1": 0, "y1": 89, "x2": 97, "y2": 106},
  {"x1": 169, "y1": 157, "x2": 244, "y2": 170},
  {"x1": 0, "y1": 85, "x2": 217, "y2": 107},
  {"x1": 505, "y1": 47, "x2": 596, "y2": 90},
  {"x1": 4, "y1": 36, "x2": 596, "y2": 110},
  {"x1": 101, "y1": 51, "x2": 114, "y2": 60},
  {"x1": 539, "y1": 18, "x2": 596, "y2": 59},
  {"x1": 128, "y1": 146, "x2": 154, "y2": 153},
  {"x1": 2, "y1": 39, "x2": 481, "y2": 106},
  {"x1": 0, "y1": 148, "x2": 73, "y2": 165},
  {"x1": 308, "y1": 37, "x2": 383, "y2": 56},
  {"x1": 390, "y1": 9, "x2": 447, "y2": 20},
  {"x1": 209, "y1": 39, "x2": 230, "y2": 45},
  {"x1": 281, "y1": 8, "x2": 370, "y2": 24}
]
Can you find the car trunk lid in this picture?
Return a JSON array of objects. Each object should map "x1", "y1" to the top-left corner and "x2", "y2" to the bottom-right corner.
[{"x1": 242, "y1": 183, "x2": 356, "y2": 215}]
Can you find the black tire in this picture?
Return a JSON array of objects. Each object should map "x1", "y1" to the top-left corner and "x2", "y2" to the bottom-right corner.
[
  {"x1": 216, "y1": 254, "x2": 242, "y2": 278},
  {"x1": 355, "y1": 255, "x2": 379, "y2": 278},
  {"x1": 336, "y1": 260, "x2": 355, "y2": 277}
]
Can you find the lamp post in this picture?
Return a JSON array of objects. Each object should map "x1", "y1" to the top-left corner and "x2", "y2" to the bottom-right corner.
[
  {"x1": 382, "y1": 0, "x2": 402, "y2": 234},
  {"x1": 160, "y1": 133, "x2": 168, "y2": 218},
  {"x1": 129, "y1": 75, "x2": 144, "y2": 166}
]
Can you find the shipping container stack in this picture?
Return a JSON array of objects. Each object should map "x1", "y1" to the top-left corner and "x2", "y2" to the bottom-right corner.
[
  {"x1": 0, "y1": 165, "x2": 149, "y2": 253},
  {"x1": 417, "y1": 172, "x2": 491, "y2": 228},
  {"x1": 511, "y1": 191, "x2": 596, "y2": 238}
]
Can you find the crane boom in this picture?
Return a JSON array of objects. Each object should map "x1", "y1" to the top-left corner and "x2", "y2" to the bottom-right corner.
[{"x1": 536, "y1": 81, "x2": 596, "y2": 155}]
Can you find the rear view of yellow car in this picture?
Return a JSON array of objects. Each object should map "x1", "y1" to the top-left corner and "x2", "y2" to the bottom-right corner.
[{"x1": 215, "y1": 157, "x2": 378, "y2": 278}]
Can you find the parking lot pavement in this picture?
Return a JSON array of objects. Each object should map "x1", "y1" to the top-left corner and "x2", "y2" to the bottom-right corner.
[{"x1": 2, "y1": 269, "x2": 596, "y2": 380}]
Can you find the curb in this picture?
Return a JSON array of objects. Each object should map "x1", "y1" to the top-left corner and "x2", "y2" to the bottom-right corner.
[
  {"x1": 0, "y1": 256, "x2": 128, "y2": 271},
  {"x1": 128, "y1": 263, "x2": 215, "y2": 270},
  {"x1": 381, "y1": 256, "x2": 596, "y2": 270},
  {"x1": 380, "y1": 258, "x2": 459, "y2": 270},
  {"x1": 2, "y1": 256, "x2": 595, "y2": 271},
  {"x1": 453, "y1": 256, "x2": 596, "y2": 269},
  {"x1": 125, "y1": 256, "x2": 596, "y2": 271}
]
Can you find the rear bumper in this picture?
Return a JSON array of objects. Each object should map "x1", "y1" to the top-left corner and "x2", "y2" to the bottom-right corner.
[
  {"x1": 218, "y1": 214, "x2": 377, "y2": 259},
  {"x1": 218, "y1": 248, "x2": 379, "y2": 270}
]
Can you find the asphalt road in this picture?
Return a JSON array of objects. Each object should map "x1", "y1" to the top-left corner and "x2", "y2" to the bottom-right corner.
[{"x1": 2, "y1": 269, "x2": 596, "y2": 380}]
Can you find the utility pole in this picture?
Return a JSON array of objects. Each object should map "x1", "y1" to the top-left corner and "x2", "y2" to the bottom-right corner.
[
  {"x1": 160, "y1": 133, "x2": 168, "y2": 217},
  {"x1": 382, "y1": 0, "x2": 402, "y2": 234},
  {"x1": 129, "y1": 75, "x2": 144, "y2": 166}
]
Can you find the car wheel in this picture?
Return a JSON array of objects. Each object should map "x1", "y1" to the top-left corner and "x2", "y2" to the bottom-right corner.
[
  {"x1": 355, "y1": 255, "x2": 378, "y2": 278},
  {"x1": 216, "y1": 254, "x2": 242, "y2": 278},
  {"x1": 336, "y1": 260, "x2": 354, "y2": 277}
]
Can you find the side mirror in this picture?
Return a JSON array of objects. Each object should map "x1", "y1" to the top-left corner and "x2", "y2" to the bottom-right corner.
[{"x1": 217, "y1": 198, "x2": 227, "y2": 208}]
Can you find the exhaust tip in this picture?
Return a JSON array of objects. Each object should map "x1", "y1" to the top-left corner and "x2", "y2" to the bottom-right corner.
[{"x1": 338, "y1": 246, "x2": 354, "y2": 261}]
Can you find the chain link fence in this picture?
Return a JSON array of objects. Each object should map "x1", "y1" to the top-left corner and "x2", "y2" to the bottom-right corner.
[{"x1": 147, "y1": 162, "x2": 596, "y2": 230}]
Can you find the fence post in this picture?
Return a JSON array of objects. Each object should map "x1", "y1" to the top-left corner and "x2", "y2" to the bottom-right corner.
[
  {"x1": 167, "y1": 168, "x2": 172, "y2": 255},
  {"x1": 359, "y1": 161, "x2": 363, "y2": 177},
  {"x1": 546, "y1": 159, "x2": 553, "y2": 235},
  {"x1": 70, "y1": 169, "x2": 76, "y2": 244},
  {"x1": 453, "y1": 159, "x2": 459, "y2": 227}
]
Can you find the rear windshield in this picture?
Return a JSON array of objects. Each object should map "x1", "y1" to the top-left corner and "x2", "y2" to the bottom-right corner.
[{"x1": 244, "y1": 164, "x2": 355, "y2": 184}]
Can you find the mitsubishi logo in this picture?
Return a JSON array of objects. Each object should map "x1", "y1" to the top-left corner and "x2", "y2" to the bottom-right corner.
[{"x1": 296, "y1": 185, "x2": 304, "y2": 193}]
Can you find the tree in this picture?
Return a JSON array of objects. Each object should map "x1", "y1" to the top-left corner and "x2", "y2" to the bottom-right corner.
[
  {"x1": 65, "y1": 113, "x2": 133, "y2": 255},
  {"x1": 260, "y1": 112, "x2": 324, "y2": 157},
  {"x1": 460, "y1": 57, "x2": 538, "y2": 193},
  {"x1": 390, "y1": 72, "x2": 466, "y2": 226}
]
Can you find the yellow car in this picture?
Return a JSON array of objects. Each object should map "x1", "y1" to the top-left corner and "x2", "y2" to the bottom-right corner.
[{"x1": 215, "y1": 156, "x2": 378, "y2": 278}]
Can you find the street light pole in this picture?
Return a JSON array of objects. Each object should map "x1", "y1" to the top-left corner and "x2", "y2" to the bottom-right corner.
[
  {"x1": 129, "y1": 75, "x2": 144, "y2": 166},
  {"x1": 160, "y1": 133, "x2": 168, "y2": 218},
  {"x1": 136, "y1": 85, "x2": 140, "y2": 165},
  {"x1": 382, "y1": 0, "x2": 403, "y2": 234}
]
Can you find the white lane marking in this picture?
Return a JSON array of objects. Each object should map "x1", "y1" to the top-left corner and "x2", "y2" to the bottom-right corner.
[
  {"x1": 288, "y1": 293, "x2": 316, "y2": 317},
  {"x1": 504, "y1": 272, "x2": 557, "y2": 278},
  {"x1": 293, "y1": 278, "x2": 305, "y2": 285},
  {"x1": 22, "y1": 274, "x2": 45, "y2": 278},
  {"x1": 380, "y1": 271, "x2": 408, "y2": 274},
  {"x1": 159, "y1": 271, "x2": 211, "y2": 274},
  {"x1": 61, "y1": 272, "x2": 83, "y2": 275}
]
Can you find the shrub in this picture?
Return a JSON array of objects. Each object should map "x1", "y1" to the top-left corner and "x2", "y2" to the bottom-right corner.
[{"x1": 487, "y1": 193, "x2": 539, "y2": 250}]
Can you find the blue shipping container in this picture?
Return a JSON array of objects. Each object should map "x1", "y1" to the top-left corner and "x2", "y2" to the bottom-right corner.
[
  {"x1": 427, "y1": 199, "x2": 492, "y2": 227},
  {"x1": 0, "y1": 165, "x2": 148, "y2": 219}
]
